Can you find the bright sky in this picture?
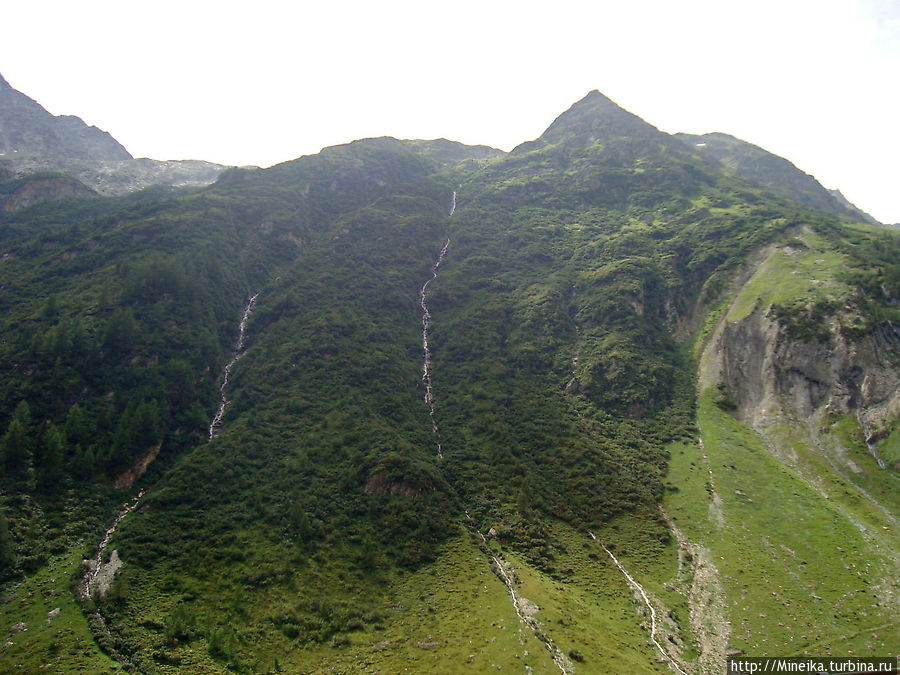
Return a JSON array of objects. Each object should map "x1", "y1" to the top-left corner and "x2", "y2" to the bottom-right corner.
[{"x1": 2, "y1": 0, "x2": 898, "y2": 223}]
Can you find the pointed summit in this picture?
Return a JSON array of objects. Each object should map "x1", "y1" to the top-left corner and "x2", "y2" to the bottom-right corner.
[
  {"x1": 539, "y1": 90, "x2": 661, "y2": 144},
  {"x1": 511, "y1": 91, "x2": 663, "y2": 155}
]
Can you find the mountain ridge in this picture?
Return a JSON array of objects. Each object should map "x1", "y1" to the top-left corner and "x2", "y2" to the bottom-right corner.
[
  {"x1": 0, "y1": 72, "x2": 233, "y2": 209},
  {"x1": 0, "y1": 73, "x2": 132, "y2": 161},
  {"x1": 675, "y1": 130, "x2": 880, "y2": 225},
  {"x1": 0, "y1": 85, "x2": 897, "y2": 673}
]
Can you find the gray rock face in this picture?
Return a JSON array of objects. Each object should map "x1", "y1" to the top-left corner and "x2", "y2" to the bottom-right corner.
[
  {"x1": 0, "y1": 73, "x2": 132, "y2": 161},
  {"x1": 0, "y1": 73, "x2": 230, "y2": 211},
  {"x1": 711, "y1": 306, "x2": 900, "y2": 441},
  {"x1": 0, "y1": 173, "x2": 95, "y2": 213},
  {"x1": 0, "y1": 156, "x2": 229, "y2": 198}
]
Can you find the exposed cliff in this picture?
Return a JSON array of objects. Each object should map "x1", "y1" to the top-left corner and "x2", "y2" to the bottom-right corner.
[
  {"x1": 702, "y1": 237, "x2": 900, "y2": 469},
  {"x1": 708, "y1": 306, "x2": 900, "y2": 445}
]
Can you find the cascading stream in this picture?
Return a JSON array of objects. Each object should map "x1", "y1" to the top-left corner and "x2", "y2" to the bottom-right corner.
[
  {"x1": 81, "y1": 490, "x2": 144, "y2": 599},
  {"x1": 856, "y1": 409, "x2": 887, "y2": 470},
  {"x1": 209, "y1": 292, "x2": 259, "y2": 440},
  {"x1": 419, "y1": 195, "x2": 570, "y2": 673},
  {"x1": 420, "y1": 236, "x2": 450, "y2": 459},
  {"x1": 81, "y1": 291, "x2": 261, "y2": 658},
  {"x1": 589, "y1": 532, "x2": 687, "y2": 675},
  {"x1": 470, "y1": 516, "x2": 573, "y2": 674},
  {"x1": 418, "y1": 192, "x2": 456, "y2": 458}
]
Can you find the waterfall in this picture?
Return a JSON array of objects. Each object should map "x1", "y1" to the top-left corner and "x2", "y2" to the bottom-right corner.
[
  {"x1": 209, "y1": 293, "x2": 259, "y2": 440},
  {"x1": 856, "y1": 409, "x2": 887, "y2": 470},
  {"x1": 590, "y1": 532, "x2": 687, "y2": 675},
  {"x1": 469, "y1": 514, "x2": 572, "y2": 674},
  {"x1": 420, "y1": 239, "x2": 450, "y2": 458},
  {"x1": 81, "y1": 490, "x2": 144, "y2": 599},
  {"x1": 420, "y1": 191, "x2": 569, "y2": 673}
]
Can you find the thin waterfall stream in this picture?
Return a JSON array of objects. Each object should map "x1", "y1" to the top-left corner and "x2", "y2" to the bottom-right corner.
[
  {"x1": 856, "y1": 409, "x2": 887, "y2": 470},
  {"x1": 80, "y1": 490, "x2": 144, "y2": 600},
  {"x1": 419, "y1": 192, "x2": 570, "y2": 673},
  {"x1": 209, "y1": 292, "x2": 259, "y2": 440},
  {"x1": 470, "y1": 515, "x2": 573, "y2": 674},
  {"x1": 81, "y1": 292, "x2": 260, "y2": 604},
  {"x1": 589, "y1": 532, "x2": 688, "y2": 675},
  {"x1": 420, "y1": 196, "x2": 452, "y2": 458}
]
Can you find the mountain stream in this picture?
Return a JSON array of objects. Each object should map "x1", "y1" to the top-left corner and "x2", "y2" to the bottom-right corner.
[
  {"x1": 82, "y1": 292, "x2": 260, "y2": 602},
  {"x1": 209, "y1": 292, "x2": 259, "y2": 440},
  {"x1": 589, "y1": 532, "x2": 687, "y2": 675},
  {"x1": 80, "y1": 490, "x2": 144, "y2": 600},
  {"x1": 474, "y1": 522, "x2": 573, "y2": 674},
  {"x1": 420, "y1": 192, "x2": 570, "y2": 673},
  {"x1": 420, "y1": 230, "x2": 451, "y2": 458}
]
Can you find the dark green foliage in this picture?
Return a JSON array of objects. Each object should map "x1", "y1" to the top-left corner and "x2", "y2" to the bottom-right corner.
[
  {"x1": 711, "y1": 383, "x2": 738, "y2": 411},
  {"x1": 163, "y1": 603, "x2": 197, "y2": 645},
  {"x1": 2, "y1": 99, "x2": 898, "y2": 670},
  {"x1": 1, "y1": 402, "x2": 33, "y2": 474},
  {"x1": 770, "y1": 299, "x2": 837, "y2": 344},
  {"x1": 0, "y1": 510, "x2": 13, "y2": 571},
  {"x1": 38, "y1": 423, "x2": 64, "y2": 481}
]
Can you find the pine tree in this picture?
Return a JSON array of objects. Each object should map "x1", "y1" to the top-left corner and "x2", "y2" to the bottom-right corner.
[
  {"x1": 64, "y1": 403, "x2": 93, "y2": 448},
  {"x1": 1, "y1": 402, "x2": 33, "y2": 474},
  {"x1": 39, "y1": 423, "x2": 65, "y2": 480}
]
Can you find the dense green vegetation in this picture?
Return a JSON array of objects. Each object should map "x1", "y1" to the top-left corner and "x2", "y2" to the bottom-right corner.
[{"x1": 2, "y1": 92, "x2": 898, "y2": 673}]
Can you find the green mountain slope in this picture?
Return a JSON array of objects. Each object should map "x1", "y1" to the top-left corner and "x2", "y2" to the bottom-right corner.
[
  {"x1": 675, "y1": 131, "x2": 880, "y2": 225},
  {"x1": 1, "y1": 92, "x2": 898, "y2": 674}
]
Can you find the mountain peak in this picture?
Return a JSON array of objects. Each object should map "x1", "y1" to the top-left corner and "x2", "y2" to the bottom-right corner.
[
  {"x1": 538, "y1": 90, "x2": 661, "y2": 145},
  {"x1": 0, "y1": 72, "x2": 132, "y2": 161}
]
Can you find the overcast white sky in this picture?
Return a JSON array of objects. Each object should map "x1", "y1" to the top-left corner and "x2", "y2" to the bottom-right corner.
[{"x1": 2, "y1": 0, "x2": 898, "y2": 222}]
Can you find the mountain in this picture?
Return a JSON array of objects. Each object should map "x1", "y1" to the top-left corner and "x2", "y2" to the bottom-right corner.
[
  {"x1": 0, "y1": 73, "x2": 228, "y2": 210},
  {"x1": 0, "y1": 90, "x2": 897, "y2": 674},
  {"x1": 517, "y1": 90, "x2": 663, "y2": 150},
  {"x1": 675, "y1": 131, "x2": 880, "y2": 224},
  {"x1": 0, "y1": 73, "x2": 131, "y2": 161}
]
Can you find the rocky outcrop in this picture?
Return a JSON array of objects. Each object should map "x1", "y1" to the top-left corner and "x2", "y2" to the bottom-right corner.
[
  {"x1": 112, "y1": 443, "x2": 161, "y2": 490},
  {"x1": 706, "y1": 305, "x2": 900, "y2": 449},
  {"x1": 0, "y1": 157, "x2": 228, "y2": 201},
  {"x1": 0, "y1": 173, "x2": 95, "y2": 213},
  {"x1": 364, "y1": 469, "x2": 436, "y2": 497},
  {"x1": 0, "y1": 73, "x2": 229, "y2": 205}
]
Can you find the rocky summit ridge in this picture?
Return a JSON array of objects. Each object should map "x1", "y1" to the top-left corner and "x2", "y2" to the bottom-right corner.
[{"x1": 0, "y1": 73, "x2": 132, "y2": 161}]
